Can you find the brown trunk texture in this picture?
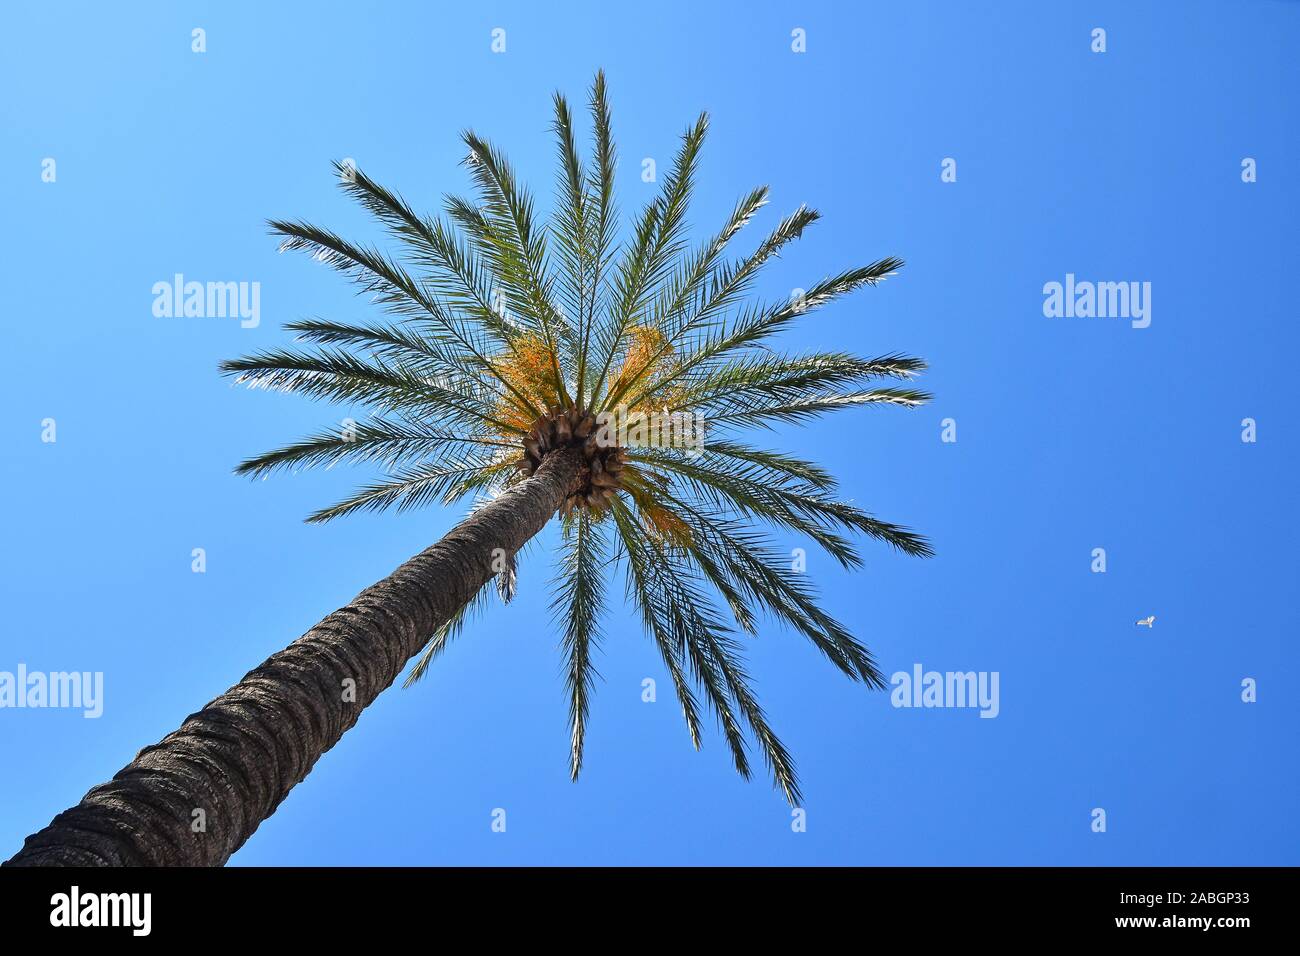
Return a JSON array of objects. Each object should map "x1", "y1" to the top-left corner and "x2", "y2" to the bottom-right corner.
[{"x1": 4, "y1": 447, "x2": 582, "y2": 866}]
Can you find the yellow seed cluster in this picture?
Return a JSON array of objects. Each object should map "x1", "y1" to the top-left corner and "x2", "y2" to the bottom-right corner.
[
  {"x1": 607, "y1": 324, "x2": 668, "y2": 402},
  {"x1": 493, "y1": 325, "x2": 686, "y2": 435},
  {"x1": 639, "y1": 503, "x2": 692, "y2": 548},
  {"x1": 494, "y1": 333, "x2": 561, "y2": 432},
  {"x1": 489, "y1": 327, "x2": 697, "y2": 534}
]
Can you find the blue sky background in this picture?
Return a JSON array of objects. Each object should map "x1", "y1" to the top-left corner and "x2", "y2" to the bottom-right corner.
[{"x1": 1, "y1": 1, "x2": 1296, "y2": 865}]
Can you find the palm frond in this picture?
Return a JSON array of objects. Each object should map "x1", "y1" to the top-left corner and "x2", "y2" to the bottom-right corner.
[
  {"x1": 334, "y1": 164, "x2": 522, "y2": 350},
  {"x1": 602, "y1": 184, "x2": 772, "y2": 409},
  {"x1": 612, "y1": 498, "x2": 801, "y2": 802},
  {"x1": 660, "y1": 495, "x2": 888, "y2": 686},
  {"x1": 553, "y1": 510, "x2": 610, "y2": 779},
  {"x1": 549, "y1": 92, "x2": 591, "y2": 350},
  {"x1": 663, "y1": 352, "x2": 926, "y2": 414},
  {"x1": 234, "y1": 417, "x2": 510, "y2": 479},
  {"x1": 305, "y1": 458, "x2": 500, "y2": 523},
  {"x1": 705, "y1": 387, "x2": 932, "y2": 431},
  {"x1": 219, "y1": 347, "x2": 519, "y2": 435},
  {"x1": 695, "y1": 440, "x2": 838, "y2": 492},
  {"x1": 577, "y1": 69, "x2": 619, "y2": 408},
  {"x1": 270, "y1": 216, "x2": 551, "y2": 416},
  {"x1": 460, "y1": 132, "x2": 573, "y2": 405},
  {"x1": 587, "y1": 113, "x2": 708, "y2": 406},
  {"x1": 614, "y1": 201, "x2": 822, "y2": 410},
  {"x1": 646, "y1": 258, "x2": 905, "y2": 401},
  {"x1": 612, "y1": 498, "x2": 748, "y2": 774}
]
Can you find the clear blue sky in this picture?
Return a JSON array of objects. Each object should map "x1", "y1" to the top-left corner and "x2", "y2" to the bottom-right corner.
[{"x1": 1, "y1": 1, "x2": 1296, "y2": 865}]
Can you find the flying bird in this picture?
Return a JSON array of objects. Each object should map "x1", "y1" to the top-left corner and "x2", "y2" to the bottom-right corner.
[{"x1": 1135, "y1": 616, "x2": 1155, "y2": 627}]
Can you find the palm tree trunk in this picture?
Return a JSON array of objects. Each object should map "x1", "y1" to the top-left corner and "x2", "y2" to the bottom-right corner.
[{"x1": 4, "y1": 447, "x2": 583, "y2": 866}]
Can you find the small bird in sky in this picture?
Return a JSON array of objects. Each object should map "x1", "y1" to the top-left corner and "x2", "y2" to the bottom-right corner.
[{"x1": 1135, "y1": 616, "x2": 1155, "y2": 628}]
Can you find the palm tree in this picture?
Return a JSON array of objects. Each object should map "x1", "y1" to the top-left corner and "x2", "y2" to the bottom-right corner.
[{"x1": 5, "y1": 72, "x2": 930, "y2": 867}]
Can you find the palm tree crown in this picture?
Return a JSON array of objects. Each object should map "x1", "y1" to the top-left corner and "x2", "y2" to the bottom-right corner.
[{"x1": 221, "y1": 71, "x2": 931, "y2": 804}]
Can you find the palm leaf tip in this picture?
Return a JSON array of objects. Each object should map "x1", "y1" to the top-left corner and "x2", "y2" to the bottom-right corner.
[{"x1": 223, "y1": 70, "x2": 930, "y2": 802}]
